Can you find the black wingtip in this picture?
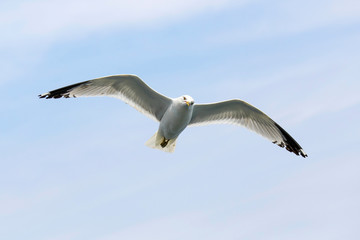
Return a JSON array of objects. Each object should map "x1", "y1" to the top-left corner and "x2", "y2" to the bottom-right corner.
[
  {"x1": 38, "y1": 93, "x2": 48, "y2": 99},
  {"x1": 38, "y1": 81, "x2": 87, "y2": 99},
  {"x1": 273, "y1": 122, "x2": 308, "y2": 158}
]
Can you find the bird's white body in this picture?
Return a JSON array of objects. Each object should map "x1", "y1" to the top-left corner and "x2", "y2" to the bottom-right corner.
[
  {"x1": 146, "y1": 96, "x2": 194, "y2": 153},
  {"x1": 39, "y1": 74, "x2": 307, "y2": 157},
  {"x1": 159, "y1": 96, "x2": 194, "y2": 139}
]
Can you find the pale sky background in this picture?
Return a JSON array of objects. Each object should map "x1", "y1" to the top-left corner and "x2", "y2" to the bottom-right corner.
[{"x1": 1, "y1": 0, "x2": 360, "y2": 239}]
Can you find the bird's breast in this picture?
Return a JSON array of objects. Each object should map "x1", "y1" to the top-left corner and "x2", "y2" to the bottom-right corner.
[{"x1": 159, "y1": 104, "x2": 193, "y2": 139}]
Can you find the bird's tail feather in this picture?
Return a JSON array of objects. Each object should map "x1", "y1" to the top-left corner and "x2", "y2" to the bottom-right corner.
[{"x1": 145, "y1": 131, "x2": 177, "y2": 153}]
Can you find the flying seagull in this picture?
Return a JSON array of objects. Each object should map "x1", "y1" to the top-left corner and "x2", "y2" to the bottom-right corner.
[{"x1": 39, "y1": 74, "x2": 307, "y2": 157}]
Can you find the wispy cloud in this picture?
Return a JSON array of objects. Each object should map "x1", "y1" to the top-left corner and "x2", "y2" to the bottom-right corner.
[
  {"x1": 0, "y1": 0, "x2": 243, "y2": 45},
  {"x1": 329, "y1": 0, "x2": 360, "y2": 19},
  {"x1": 182, "y1": 47, "x2": 360, "y2": 127},
  {"x1": 0, "y1": 0, "x2": 246, "y2": 85},
  {"x1": 209, "y1": 0, "x2": 360, "y2": 45},
  {"x1": 98, "y1": 212, "x2": 214, "y2": 240},
  {"x1": 0, "y1": 188, "x2": 61, "y2": 216},
  {"x1": 273, "y1": 52, "x2": 360, "y2": 125},
  {"x1": 97, "y1": 153, "x2": 360, "y2": 240}
]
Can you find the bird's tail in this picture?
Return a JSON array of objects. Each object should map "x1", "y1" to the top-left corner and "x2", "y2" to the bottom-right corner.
[{"x1": 145, "y1": 131, "x2": 177, "y2": 153}]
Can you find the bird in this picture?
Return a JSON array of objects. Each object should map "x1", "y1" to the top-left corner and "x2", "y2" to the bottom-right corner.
[{"x1": 39, "y1": 74, "x2": 307, "y2": 157}]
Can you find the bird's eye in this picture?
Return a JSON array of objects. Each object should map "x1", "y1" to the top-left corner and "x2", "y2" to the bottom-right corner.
[{"x1": 183, "y1": 96, "x2": 186, "y2": 100}]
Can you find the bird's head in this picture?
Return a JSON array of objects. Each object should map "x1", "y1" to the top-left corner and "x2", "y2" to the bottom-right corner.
[{"x1": 179, "y1": 95, "x2": 194, "y2": 107}]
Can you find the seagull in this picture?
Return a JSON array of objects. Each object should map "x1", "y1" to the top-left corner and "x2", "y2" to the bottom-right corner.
[{"x1": 39, "y1": 74, "x2": 307, "y2": 157}]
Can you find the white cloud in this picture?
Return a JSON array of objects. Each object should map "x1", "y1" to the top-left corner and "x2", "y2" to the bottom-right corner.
[
  {"x1": 209, "y1": 0, "x2": 360, "y2": 45},
  {"x1": 0, "y1": 0, "x2": 245, "y2": 85},
  {"x1": 205, "y1": 28, "x2": 360, "y2": 126},
  {"x1": 273, "y1": 52, "x2": 360, "y2": 125},
  {"x1": 98, "y1": 212, "x2": 213, "y2": 240},
  {"x1": 188, "y1": 51, "x2": 360, "y2": 127},
  {"x1": 329, "y1": 0, "x2": 360, "y2": 20},
  {"x1": 97, "y1": 154, "x2": 360, "y2": 240},
  {"x1": 0, "y1": 0, "x2": 242, "y2": 44},
  {"x1": 0, "y1": 188, "x2": 61, "y2": 216}
]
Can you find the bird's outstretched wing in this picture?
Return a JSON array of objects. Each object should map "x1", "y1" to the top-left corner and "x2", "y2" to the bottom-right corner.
[
  {"x1": 39, "y1": 74, "x2": 172, "y2": 122},
  {"x1": 189, "y1": 100, "x2": 307, "y2": 157}
]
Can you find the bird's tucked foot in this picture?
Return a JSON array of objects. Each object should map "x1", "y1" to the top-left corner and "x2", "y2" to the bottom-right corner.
[{"x1": 160, "y1": 138, "x2": 170, "y2": 148}]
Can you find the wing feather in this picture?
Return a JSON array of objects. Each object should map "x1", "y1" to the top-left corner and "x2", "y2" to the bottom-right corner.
[
  {"x1": 189, "y1": 99, "x2": 307, "y2": 157},
  {"x1": 39, "y1": 74, "x2": 172, "y2": 122}
]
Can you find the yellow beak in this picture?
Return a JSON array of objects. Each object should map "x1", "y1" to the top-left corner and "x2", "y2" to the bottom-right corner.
[{"x1": 186, "y1": 101, "x2": 190, "y2": 106}]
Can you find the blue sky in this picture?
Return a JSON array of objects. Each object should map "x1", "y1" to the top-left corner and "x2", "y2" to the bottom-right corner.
[{"x1": 1, "y1": 0, "x2": 360, "y2": 239}]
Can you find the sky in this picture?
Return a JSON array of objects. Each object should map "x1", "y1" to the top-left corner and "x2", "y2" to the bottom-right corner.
[{"x1": 1, "y1": 0, "x2": 360, "y2": 239}]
